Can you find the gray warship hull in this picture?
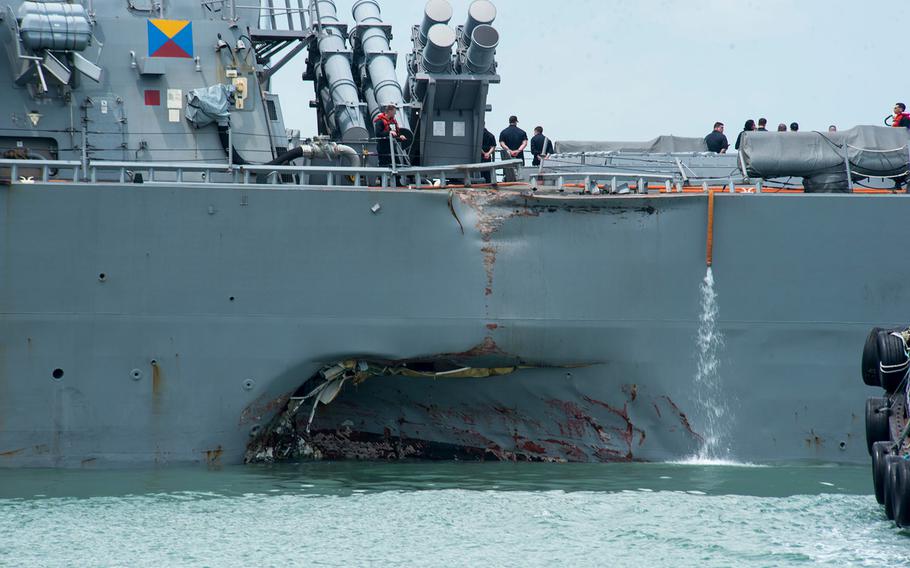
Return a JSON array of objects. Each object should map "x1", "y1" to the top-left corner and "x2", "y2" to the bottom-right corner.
[{"x1": 0, "y1": 182, "x2": 897, "y2": 466}]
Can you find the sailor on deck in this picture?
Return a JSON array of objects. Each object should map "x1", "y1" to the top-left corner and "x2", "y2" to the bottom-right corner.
[
  {"x1": 499, "y1": 116, "x2": 528, "y2": 182},
  {"x1": 374, "y1": 104, "x2": 408, "y2": 168},
  {"x1": 705, "y1": 122, "x2": 729, "y2": 154},
  {"x1": 481, "y1": 128, "x2": 497, "y2": 184},
  {"x1": 530, "y1": 126, "x2": 554, "y2": 167},
  {"x1": 891, "y1": 103, "x2": 910, "y2": 128}
]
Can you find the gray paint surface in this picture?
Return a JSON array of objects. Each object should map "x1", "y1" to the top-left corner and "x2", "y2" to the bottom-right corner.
[{"x1": 0, "y1": 183, "x2": 895, "y2": 466}]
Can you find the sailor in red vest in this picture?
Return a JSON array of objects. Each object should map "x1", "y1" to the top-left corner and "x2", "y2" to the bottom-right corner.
[
  {"x1": 891, "y1": 103, "x2": 910, "y2": 128},
  {"x1": 374, "y1": 104, "x2": 408, "y2": 168}
]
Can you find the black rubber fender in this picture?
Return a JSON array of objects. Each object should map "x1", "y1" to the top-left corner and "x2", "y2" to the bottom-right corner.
[
  {"x1": 862, "y1": 327, "x2": 884, "y2": 387},
  {"x1": 877, "y1": 331, "x2": 909, "y2": 393},
  {"x1": 872, "y1": 441, "x2": 892, "y2": 505},
  {"x1": 896, "y1": 459, "x2": 910, "y2": 528},
  {"x1": 866, "y1": 397, "x2": 890, "y2": 455},
  {"x1": 885, "y1": 455, "x2": 902, "y2": 521}
]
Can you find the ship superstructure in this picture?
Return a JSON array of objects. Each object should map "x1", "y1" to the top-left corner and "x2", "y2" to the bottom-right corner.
[{"x1": 1, "y1": 0, "x2": 909, "y2": 467}]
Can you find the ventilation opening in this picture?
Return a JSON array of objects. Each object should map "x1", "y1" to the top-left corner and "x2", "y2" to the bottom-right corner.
[{"x1": 52, "y1": 368, "x2": 64, "y2": 380}]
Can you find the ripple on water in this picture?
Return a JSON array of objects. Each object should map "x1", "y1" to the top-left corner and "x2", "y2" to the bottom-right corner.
[{"x1": 0, "y1": 463, "x2": 905, "y2": 567}]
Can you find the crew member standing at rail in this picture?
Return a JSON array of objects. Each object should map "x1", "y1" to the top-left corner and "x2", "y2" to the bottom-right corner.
[
  {"x1": 757, "y1": 118, "x2": 768, "y2": 131},
  {"x1": 530, "y1": 126, "x2": 554, "y2": 167},
  {"x1": 890, "y1": 104, "x2": 910, "y2": 189},
  {"x1": 705, "y1": 122, "x2": 729, "y2": 154},
  {"x1": 891, "y1": 103, "x2": 910, "y2": 128},
  {"x1": 734, "y1": 119, "x2": 756, "y2": 151},
  {"x1": 374, "y1": 104, "x2": 408, "y2": 168},
  {"x1": 481, "y1": 128, "x2": 497, "y2": 184},
  {"x1": 499, "y1": 116, "x2": 528, "y2": 182}
]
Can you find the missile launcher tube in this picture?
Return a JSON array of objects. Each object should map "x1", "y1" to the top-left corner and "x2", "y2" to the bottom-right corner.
[
  {"x1": 464, "y1": 24, "x2": 498, "y2": 74},
  {"x1": 351, "y1": 0, "x2": 411, "y2": 132},
  {"x1": 422, "y1": 24, "x2": 456, "y2": 73},
  {"x1": 418, "y1": 0, "x2": 453, "y2": 45},
  {"x1": 459, "y1": 0, "x2": 496, "y2": 46},
  {"x1": 313, "y1": 0, "x2": 369, "y2": 141}
]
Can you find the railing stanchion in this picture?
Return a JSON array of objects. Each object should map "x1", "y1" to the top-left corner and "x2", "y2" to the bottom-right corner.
[
  {"x1": 844, "y1": 144, "x2": 854, "y2": 193},
  {"x1": 81, "y1": 126, "x2": 88, "y2": 181},
  {"x1": 228, "y1": 127, "x2": 234, "y2": 169}
]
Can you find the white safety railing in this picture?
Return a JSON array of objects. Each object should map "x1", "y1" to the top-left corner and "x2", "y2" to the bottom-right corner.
[
  {"x1": 0, "y1": 159, "x2": 83, "y2": 183},
  {"x1": 0, "y1": 158, "x2": 521, "y2": 190},
  {"x1": 201, "y1": 0, "x2": 310, "y2": 29}
]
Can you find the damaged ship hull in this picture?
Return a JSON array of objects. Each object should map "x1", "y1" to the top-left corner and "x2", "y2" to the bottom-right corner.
[{"x1": 0, "y1": 183, "x2": 898, "y2": 466}]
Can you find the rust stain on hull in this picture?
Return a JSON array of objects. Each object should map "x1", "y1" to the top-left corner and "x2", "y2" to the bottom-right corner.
[
  {"x1": 449, "y1": 336, "x2": 507, "y2": 360},
  {"x1": 0, "y1": 448, "x2": 25, "y2": 457},
  {"x1": 657, "y1": 395, "x2": 704, "y2": 443},
  {"x1": 151, "y1": 361, "x2": 162, "y2": 396},
  {"x1": 457, "y1": 190, "x2": 540, "y2": 299},
  {"x1": 203, "y1": 445, "x2": 224, "y2": 465},
  {"x1": 240, "y1": 392, "x2": 292, "y2": 426}
]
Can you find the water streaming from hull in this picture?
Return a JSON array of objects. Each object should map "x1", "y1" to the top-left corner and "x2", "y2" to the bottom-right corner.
[{"x1": 690, "y1": 267, "x2": 731, "y2": 461}]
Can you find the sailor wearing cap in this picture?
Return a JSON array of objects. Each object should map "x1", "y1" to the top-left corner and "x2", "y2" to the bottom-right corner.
[{"x1": 499, "y1": 115, "x2": 528, "y2": 182}]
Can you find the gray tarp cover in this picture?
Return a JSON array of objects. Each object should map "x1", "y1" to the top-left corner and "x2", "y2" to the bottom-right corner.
[
  {"x1": 554, "y1": 136, "x2": 708, "y2": 154},
  {"x1": 184, "y1": 84, "x2": 236, "y2": 128},
  {"x1": 740, "y1": 125, "x2": 910, "y2": 178}
]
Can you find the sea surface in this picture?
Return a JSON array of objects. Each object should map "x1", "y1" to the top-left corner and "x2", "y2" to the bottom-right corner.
[{"x1": 0, "y1": 461, "x2": 906, "y2": 567}]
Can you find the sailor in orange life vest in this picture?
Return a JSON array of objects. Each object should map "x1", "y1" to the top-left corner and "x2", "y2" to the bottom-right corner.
[
  {"x1": 891, "y1": 102, "x2": 910, "y2": 128},
  {"x1": 374, "y1": 104, "x2": 409, "y2": 167}
]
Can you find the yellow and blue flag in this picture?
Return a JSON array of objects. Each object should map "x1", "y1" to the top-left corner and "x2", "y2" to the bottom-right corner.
[{"x1": 147, "y1": 19, "x2": 194, "y2": 58}]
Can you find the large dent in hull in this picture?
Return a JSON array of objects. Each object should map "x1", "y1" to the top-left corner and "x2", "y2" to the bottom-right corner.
[{"x1": 245, "y1": 358, "x2": 704, "y2": 464}]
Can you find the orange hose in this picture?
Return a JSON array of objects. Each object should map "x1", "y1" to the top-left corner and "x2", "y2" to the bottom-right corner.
[{"x1": 706, "y1": 189, "x2": 715, "y2": 267}]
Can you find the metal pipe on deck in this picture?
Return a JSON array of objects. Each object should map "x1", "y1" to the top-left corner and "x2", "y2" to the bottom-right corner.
[
  {"x1": 422, "y1": 23, "x2": 456, "y2": 73},
  {"x1": 418, "y1": 0, "x2": 453, "y2": 45},
  {"x1": 464, "y1": 24, "x2": 498, "y2": 74},
  {"x1": 706, "y1": 189, "x2": 715, "y2": 267},
  {"x1": 351, "y1": 0, "x2": 411, "y2": 133},
  {"x1": 313, "y1": 0, "x2": 369, "y2": 141},
  {"x1": 459, "y1": 0, "x2": 496, "y2": 46}
]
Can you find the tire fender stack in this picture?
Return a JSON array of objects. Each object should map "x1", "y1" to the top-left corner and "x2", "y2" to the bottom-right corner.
[{"x1": 863, "y1": 326, "x2": 910, "y2": 528}]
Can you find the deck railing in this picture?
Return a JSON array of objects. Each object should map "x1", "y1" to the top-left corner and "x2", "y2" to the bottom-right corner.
[{"x1": 0, "y1": 158, "x2": 521, "y2": 190}]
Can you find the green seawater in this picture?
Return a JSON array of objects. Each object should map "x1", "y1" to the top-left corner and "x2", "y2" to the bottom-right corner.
[{"x1": 0, "y1": 461, "x2": 906, "y2": 567}]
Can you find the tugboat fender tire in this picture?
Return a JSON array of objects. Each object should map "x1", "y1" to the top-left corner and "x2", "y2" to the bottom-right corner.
[
  {"x1": 866, "y1": 397, "x2": 890, "y2": 455},
  {"x1": 862, "y1": 327, "x2": 884, "y2": 387},
  {"x1": 885, "y1": 455, "x2": 902, "y2": 521},
  {"x1": 872, "y1": 441, "x2": 892, "y2": 505},
  {"x1": 895, "y1": 459, "x2": 910, "y2": 528},
  {"x1": 877, "y1": 331, "x2": 909, "y2": 393}
]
